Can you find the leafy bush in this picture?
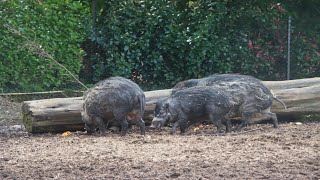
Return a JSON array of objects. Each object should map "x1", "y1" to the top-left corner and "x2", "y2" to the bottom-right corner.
[
  {"x1": 1, "y1": 1, "x2": 318, "y2": 92},
  {"x1": 82, "y1": 0, "x2": 320, "y2": 90},
  {"x1": 0, "y1": 0, "x2": 89, "y2": 92}
]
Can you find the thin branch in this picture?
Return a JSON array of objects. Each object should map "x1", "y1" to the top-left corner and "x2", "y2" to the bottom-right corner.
[{"x1": 5, "y1": 24, "x2": 88, "y2": 90}]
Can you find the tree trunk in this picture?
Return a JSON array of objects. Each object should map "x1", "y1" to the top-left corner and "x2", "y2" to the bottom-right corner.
[{"x1": 22, "y1": 77, "x2": 320, "y2": 133}]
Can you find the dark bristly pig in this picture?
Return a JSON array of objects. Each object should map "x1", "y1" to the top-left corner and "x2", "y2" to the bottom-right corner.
[
  {"x1": 81, "y1": 76, "x2": 146, "y2": 135},
  {"x1": 150, "y1": 86, "x2": 233, "y2": 134},
  {"x1": 169, "y1": 74, "x2": 287, "y2": 130}
]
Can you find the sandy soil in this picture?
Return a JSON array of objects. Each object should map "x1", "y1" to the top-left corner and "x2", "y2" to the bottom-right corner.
[{"x1": 0, "y1": 97, "x2": 319, "y2": 179}]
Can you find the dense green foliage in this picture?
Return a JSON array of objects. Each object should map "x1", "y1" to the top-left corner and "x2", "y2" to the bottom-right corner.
[
  {"x1": 82, "y1": 0, "x2": 320, "y2": 90},
  {"x1": 0, "y1": 0, "x2": 88, "y2": 92},
  {"x1": 1, "y1": 0, "x2": 319, "y2": 92}
]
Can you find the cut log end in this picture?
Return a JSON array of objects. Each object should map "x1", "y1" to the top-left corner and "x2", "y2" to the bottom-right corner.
[
  {"x1": 22, "y1": 103, "x2": 32, "y2": 133},
  {"x1": 22, "y1": 112, "x2": 32, "y2": 133}
]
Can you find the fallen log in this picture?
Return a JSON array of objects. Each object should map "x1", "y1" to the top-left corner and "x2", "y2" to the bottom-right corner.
[{"x1": 22, "y1": 77, "x2": 320, "y2": 133}]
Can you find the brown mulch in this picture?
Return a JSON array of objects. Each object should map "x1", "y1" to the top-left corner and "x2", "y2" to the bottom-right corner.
[{"x1": 0, "y1": 97, "x2": 319, "y2": 179}]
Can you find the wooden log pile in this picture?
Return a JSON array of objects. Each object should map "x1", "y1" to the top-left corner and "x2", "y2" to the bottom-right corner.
[{"x1": 22, "y1": 77, "x2": 320, "y2": 133}]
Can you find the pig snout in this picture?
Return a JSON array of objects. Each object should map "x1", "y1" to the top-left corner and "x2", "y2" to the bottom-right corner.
[
  {"x1": 84, "y1": 124, "x2": 95, "y2": 134},
  {"x1": 150, "y1": 117, "x2": 165, "y2": 129}
]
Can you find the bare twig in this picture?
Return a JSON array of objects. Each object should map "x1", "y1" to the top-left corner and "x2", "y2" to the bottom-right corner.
[{"x1": 5, "y1": 24, "x2": 88, "y2": 90}]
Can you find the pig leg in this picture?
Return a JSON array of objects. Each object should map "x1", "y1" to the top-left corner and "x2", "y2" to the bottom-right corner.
[
  {"x1": 249, "y1": 112, "x2": 279, "y2": 128},
  {"x1": 170, "y1": 121, "x2": 179, "y2": 134},
  {"x1": 95, "y1": 117, "x2": 107, "y2": 135},
  {"x1": 178, "y1": 120, "x2": 187, "y2": 134},
  {"x1": 209, "y1": 114, "x2": 224, "y2": 133},
  {"x1": 170, "y1": 120, "x2": 187, "y2": 134},
  {"x1": 222, "y1": 118, "x2": 231, "y2": 133},
  {"x1": 269, "y1": 112, "x2": 278, "y2": 128},
  {"x1": 136, "y1": 118, "x2": 146, "y2": 135},
  {"x1": 170, "y1": 114, "x2": 188, "y2": 134},
  {"x1": 235, "y1": 111, "x2": 253, "y2": 130},
  {"x1": 186, "y1": 120, "x2": 194, "y2": 128},
  {"x1": 118, "y1": 116, "x2": 129, "y2": 136},
  {"x1": 238, "y1": 111, "x2": 278, "y2": 130}
]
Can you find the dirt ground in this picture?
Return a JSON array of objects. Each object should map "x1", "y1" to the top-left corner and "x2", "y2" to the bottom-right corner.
[{"x1": 0, "y1": 97, "x2": 319, "y2": 180}]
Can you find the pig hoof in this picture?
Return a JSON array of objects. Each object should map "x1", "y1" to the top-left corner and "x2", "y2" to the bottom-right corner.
[
  {"x1": 120, "y1": 132, "x2": 127, "y2": 136},
  {"x1": 109, "y1": 126, "x2": 120, "y2": 132},
  {"x1": 99, "y1": 132, "x2": 106, "y2": 136}
]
